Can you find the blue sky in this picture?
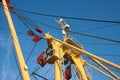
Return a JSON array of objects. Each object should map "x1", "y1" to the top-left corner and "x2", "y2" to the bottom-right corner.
[{"x1": 0, "y1": 0, "x2": 120, "y2": 80}]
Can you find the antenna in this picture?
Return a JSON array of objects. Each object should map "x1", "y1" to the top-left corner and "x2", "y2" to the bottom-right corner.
[{"x1": 59, "y1": 18, "x2": 70, "y2": 40}]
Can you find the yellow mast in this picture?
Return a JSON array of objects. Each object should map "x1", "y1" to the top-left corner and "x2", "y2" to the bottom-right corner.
[
  {"x1": 43, "y1": 18, "x2": 120, "y2": 80},
  {"x1": 2, "y1": 0, "x2": 119, "y2": 80},
  {"x1": 59, "y1": 18, "x2": 88, "y2": 80},
  {"x1": 52, "y1": 41, "x2": 63, "y2": 80},
  {"x1": 2, "y1": 0, "x2": 30, "y2": 80},
  {"x1": 44, "y1": 33, "x2": 120, "y2": 80},
  {"x1": 45, "y1": 18, "x2": 88, "y2": 80}
]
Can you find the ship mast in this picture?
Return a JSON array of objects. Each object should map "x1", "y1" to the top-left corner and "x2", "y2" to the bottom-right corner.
[
  {"x1": 59, "y1": 18, "x2": 88, "y2": 80},
  {"x1": 1, "y1": 0, "x2": 120, "y2": 80},
  {"x1": 43, "y1": 18, "x2": 120, "y2": 80},
  {"x1": 2, "y1": 0, "x2": 30, "y2": 80}
]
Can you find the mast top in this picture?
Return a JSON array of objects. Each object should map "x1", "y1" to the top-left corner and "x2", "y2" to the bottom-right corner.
[{"x1": 59, "y1": 18, "x2": 70, "y2": 40}]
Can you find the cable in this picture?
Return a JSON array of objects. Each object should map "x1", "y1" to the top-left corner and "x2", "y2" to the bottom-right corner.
[
  {"x1": 10, "y1": 9, "x2": 31, "y2": 29},
  {"x1": 86, "y1": 62, "x2": 116, "y2": 80},
  {"x1": 10, "y1": 6, "x2": 120, "y2": 43},
  {"x1": 80, "y1": 42, "x2": 120, "y2": 46},
  {"x1": 25, "y1": 42, "x2": 38, "y2": 63},
  {"x1": 0, "y1": 5, "x2": 29, "y2": 35},
  {"x1": 16, "y1": 43, "x2": 38, "y2": 80},
  {"x1": 0, "y1": 27, "x2": 28, "y2": 35},
  {"x1": 8, "y1": 30, "x2": 22, "y2": 80},
  {"x1": 3, "y1": 4, "x2": 120, "y2": 79},
  {"x1": 8, "y1": 27, "x2": 23, "y2": 80},
  {"x1": 33, "y1": 74, "x2": 38, "y2": 80},
  {"x1": 10, "y1": 5, "x2": 38, "y2": 30},
  {"x1": 1, "y1": 26, "x2": 120, "y2": 46},
  {"x1": 1, "y1": 25, "x2": 41, "y2": 79},
  {"x1": 73, "y1": 73, "x2": 77, "y2": 80},
  {"x1": 1, "y1": 6, "x2": 23, "y2": 80},
  {"x1": 48, "y1": 73, "x2": 54, "y2": 80},
  {"x1": 109, "y1": 67, "x2": 120, "y2": 73},
  {"x1": 9, "y1": 4, "x2": 120, "y2": 44},
  {"x1": 30, "y1": 65, "x2": 41, "y2": 80},
  {"x1": 10, "y1": 7, "x2": 43, "y2": 79},
  {"x1": 84, "y1": 55, "x2": 120, "y2": 77},
  {"x1": 72, "y1": 37, "x2": 120, "y2": 46},
  {"x1": 43, "y1": 65, "x2": 53, "y2": 77},
  {"x1": 27, "y1": 19, "x2": 120, "y2": 44},
  {"x1": 11, "y1": 5, "x2": 120, "y2": 44},
  {"x1": 14, "y1": 8, "x2": 120, "y2": 24},
  {"x1": 70, "y1": 31, "x2": 120, "y2": 43},
  {"x1": 79, "y1": 23, "x2": 120, "y2": 32},
  {"x1": 33, "y1": 72, "x2": 48, "y2": 80},
  {"x1": 72, "y1": 65, "x2": 79, "y2": 80},
  {"x1": 83, "y1": 55, "x2": 120, "y2": 74},
  {"x1": 33, "y1": 65, "x2": 41, "y2": 73},
  {"x1": 1, "y1": 3, "x2": 36, "y2": 31},
  {"x1": 93, "y1": 54, "x2": 120, "y2": 57}
]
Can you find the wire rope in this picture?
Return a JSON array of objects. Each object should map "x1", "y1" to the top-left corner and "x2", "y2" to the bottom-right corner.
[
  {"x1": 1, "y1": 26, "x2": 120, "y2": 46},
  {"x1": 7, "y1": 4, "x2": 120, "y2": 44},
  {"x1": 16, "y1": 8, "x2": 120, "y2": 24},
  {"x1": 16, "y1": 43, "x2": 38, "y2": 80},
  {"x1": 0, "y1": 6, "x2": 23, "y2": 80},
  {"x1": 8, "y1": 29, "x2": 23, "y2": 80},
  {"x1": 32, "y1": 74, "x2": 39, "y2": 80},
  {"x1": 25, "y1": 43, "x2": 38, "y2": 63},
  {"x1": 26, "y1": 19, "x2": 120, "y2": 44},
  {"x1": 79, "y1": 23, "x2": 120, "y2": 33},
  {"x1": 43, "y1": 65, "x2": 53, "y2": 77},
  {"x1": 2, "y1": 3, "x2": 120, "y2": 80}
]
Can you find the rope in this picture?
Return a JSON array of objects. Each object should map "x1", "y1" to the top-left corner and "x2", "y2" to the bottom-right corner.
[
  {"x1": 79, "y1": 23, "x2": 120, "y2": 32},
  {"x1": 16, "y1": 8, "x2": 120, "y2": 24},
  {"x1": 28, "y1": 19, "x2": 120, "y2": 44}
]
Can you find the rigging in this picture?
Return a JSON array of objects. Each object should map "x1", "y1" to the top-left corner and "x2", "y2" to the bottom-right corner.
[{"x1": 15, "y1": 8, "x2": 120, "y2": 24}]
